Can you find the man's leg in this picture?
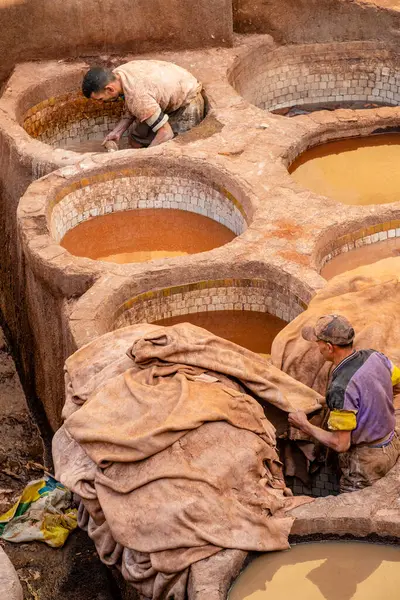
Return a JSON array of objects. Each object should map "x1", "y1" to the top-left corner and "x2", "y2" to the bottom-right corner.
[
  {"x1": 339, "y1": 433, "x2": 400, "y2": 492},
  {"x1": 127, "y1": 93, "x2": 205, "y2": 147},
  {"x1": 169, "y1": 92, "x2": 205, "y2": 136},
  {"x1": 127, "y1": 122, "x2": 155, "y2": 148}
]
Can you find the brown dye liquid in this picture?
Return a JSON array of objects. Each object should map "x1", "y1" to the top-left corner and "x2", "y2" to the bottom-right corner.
[
  {"x1": 322, "y1": 237, "x2": 400, "y2": 279},
  {"x1": 61, "y1": 209, "x2": 236, "y2": 263},
  {"x1": 289, "y1": 134, "x2": 400, "y2": 205},
  {"x1": 229, "y1": 542, "x2": 400, "y2": 600},
  {"x1": 61, "y1": 138, "x2": 129, "y2": 153},
  {"x1": 62, "y1": 140, "x2": 106, "y2": 153},
  {"x1": 154, "y1": 310, "x2": 285, "y2": 354}
]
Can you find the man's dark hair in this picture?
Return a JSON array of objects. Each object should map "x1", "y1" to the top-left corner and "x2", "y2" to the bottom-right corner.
[
  {"x1": 82, "y1": 67, "x2": 116, "y2": 98},
  {"x1": 335, "y1": 341, "x2": 354, "y2": 349}
]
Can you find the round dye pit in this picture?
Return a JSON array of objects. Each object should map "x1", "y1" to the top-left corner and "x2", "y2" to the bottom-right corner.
[
  {"x1": 114, "y1": 279, "x2": 306, "y2": 354},
  {"x1": 229, "y1": 42, "x2": 400, "y2": 115},
  {"x1": 317, "y1": 219, "x2": 400, "y2": 279},
  {"x1": 289, "y1": 134, "x2": 400, "y2": 206},
  {"x1": 229, "y1": 542, "x2": 400, "y2": 600},
  {"x1": 15, "y1": 63, "x2": 207, "y2": 154},
  {"x1": 51, "y1": 168, "x2": 247, "y2": 263},
  {"x1": 154, "y1": 310, "x2": 285, "y2": 354},
  {"x1": 321, "y1": 236, "x2": 400, "y2": 279},
  {"x1": 60, "y1": 208, "x2": 236, "y2": 263},
  {"x1": 20, "y1": 79, "x2": 128, "y2": 152}
]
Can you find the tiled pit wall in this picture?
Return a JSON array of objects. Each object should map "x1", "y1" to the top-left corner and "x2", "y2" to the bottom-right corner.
[
  {"x1": 230, "y1": 45, "x2": 400, "y2": 112},
  {"x1": 49, "y1": 171, "x2": 248, "y2": 242},
  {"x1": 287, "y1": 465, "x2": 340, "y2": 498},
  {"x1": 22, "y1": 92, "x2": 124, "y2": 148},
  {"x1": 317, "y1": 219, "x2": 400, "y2": 272},
  {"x1": 113, "y1": 279, "x2": 307, "y2": 330}
]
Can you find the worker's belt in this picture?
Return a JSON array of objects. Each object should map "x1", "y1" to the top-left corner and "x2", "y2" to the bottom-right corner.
[{"x1": 352, "y1": 430, "x2": 395, "y2": 450}]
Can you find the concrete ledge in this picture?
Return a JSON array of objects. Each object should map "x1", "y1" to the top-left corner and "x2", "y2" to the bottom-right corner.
[{"x1": 290, "y1": 457, "x2": 400, "y2": 539}]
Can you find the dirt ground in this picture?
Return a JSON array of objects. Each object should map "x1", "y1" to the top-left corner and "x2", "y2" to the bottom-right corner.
[{"x1": 0, "y1": 327, "x2": 122, "y2": 600}]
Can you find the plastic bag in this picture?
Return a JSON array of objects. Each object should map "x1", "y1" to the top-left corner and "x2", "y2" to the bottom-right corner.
[{"x1": 0, "y1": 476, "x2": 77, "y2": 547}]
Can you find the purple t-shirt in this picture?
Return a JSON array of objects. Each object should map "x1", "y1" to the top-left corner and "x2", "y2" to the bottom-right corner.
[{"x1": 326, "y1": 350, "x2": 396, "y2": 445}]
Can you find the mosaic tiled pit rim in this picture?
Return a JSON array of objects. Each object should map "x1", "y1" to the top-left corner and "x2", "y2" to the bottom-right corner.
[
  {"x1": 22, "y1": 90, "x2": 125, "y2": 150},
  {"x1": 17, "y1": 155, "x2": 256, "y2": 294},
  {"x1": 113, "y1": 278, "x2": 308, "y2": 331},
  {"x1": 0, "y1": 62, "x2": 97, "y2": 160},
  {"x1": 283, "y1": 121, "x2": 400, "y2": 171},
  {"x1": 316, "y1": 218, "x2": 400, "y2": 275},
  {"x1": 0, "y1": 59, "x2": 212, "y2": 161},
  {"x1": 228, "y1": 40, "x2": 400, "y2": 114},
  {"x1": 49, "y1": 163, "x2": 249, "y2": 244},
  {"x1": 280, "y1": 123, "x2": 400, "y2": 227}
]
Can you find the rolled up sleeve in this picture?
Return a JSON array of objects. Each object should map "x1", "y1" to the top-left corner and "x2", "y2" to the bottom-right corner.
[
  {"x1": 328, "y1": 409, "x2": 357, "y2": 431},
  {"x1": 145, "y1": 106, "x2": 169, "y2": 132},
  {"x1": 390, "y1": 363, "x2": 400, "y2": 386}
]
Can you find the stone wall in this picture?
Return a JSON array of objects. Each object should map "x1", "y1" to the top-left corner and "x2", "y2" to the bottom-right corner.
[
  {"x1": 233, "y1": 0, "x2": 400, "y2": 44},
  {"x1": 0, "y1": 0, "x2": 233, "y2": 85},
  {"x1": 50, "y1": 172, "x2": 248, "y2": 242},
  {"x1": 114, "y1": 279, "x2": 306, "y2": 330},
  {"x1": 230, "y1": 42, "x2": 400, "y2": 112}
]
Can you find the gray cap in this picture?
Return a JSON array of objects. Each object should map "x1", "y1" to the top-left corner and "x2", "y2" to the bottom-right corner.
[{"x1": 302, "y1": 314, "x2": 355, "y2": 346}]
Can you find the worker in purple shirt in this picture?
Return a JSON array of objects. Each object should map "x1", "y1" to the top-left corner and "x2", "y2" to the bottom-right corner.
[{"x1": 288, "y1": 314, "x2": 400, "y2": 493}]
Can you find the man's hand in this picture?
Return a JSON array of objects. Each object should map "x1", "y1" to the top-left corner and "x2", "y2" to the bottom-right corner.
[
  {"x1": 102, "y1": 117, "x2": 134, "y2": 146},
  {"x1": 102, "y1": 129, "x2": 123, "y2": 145},
  {"x1": 288, "y1": 410, "x2": 310, "y2": 433}
]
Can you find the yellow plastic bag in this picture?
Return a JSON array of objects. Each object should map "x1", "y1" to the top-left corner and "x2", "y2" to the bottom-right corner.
[{"x1": 0, "y1": 476, "x2": 77, "y2": 547}]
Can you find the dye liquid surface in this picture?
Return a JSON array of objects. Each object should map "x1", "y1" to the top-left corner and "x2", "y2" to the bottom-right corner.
[
  {"x1": 61, "y1": 140, "x2": 107, "y2": 153},
  {"x1": 61, "y1": 209, "x2": 235, "y2": 263},
  {"x1": 289, "y1": 134, "x2": 400, "y2": 205},
  {"x1": 60, "y1": 138, "x2": 129, "y2": 153},
  {"x1": 229, "y1": 542, "x2": 400, "y2": 600},
  {"x1": 321, "y1": 237, "x2": 400, "y2": 279},
  {"x1": 154, "y1": 310, "x2": 285, "y2": 354}
]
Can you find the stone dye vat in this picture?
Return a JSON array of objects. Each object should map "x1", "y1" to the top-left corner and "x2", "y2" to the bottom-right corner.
[
  {"x1": 61, "y1": 209, "x2": 235, "y2": 263},
  {"x1": 289, "y1": 134, "x2": 400, "y2": 206},
  {"x1": 321, "y1": 234, "x2": 400, "y2": 279},
  {"x1": 8, "y1": 60, "x2": 208, "y2": 155},
  {"x1": 315, "y1": 217, "x2": 400, "y2": 281},
  {"x1": 229, "y1": 542, "x2": 400, "y2": 600},
  {"x1": 114, "y1": 279, "x2": 306, "y2": 354},
  {"x1": 229, "y1": 41, "x2": 400, "y2": 115},
  {"x1": 6, "y1": 62, "x2": 127, "y2": 154},
  {"x1": 55, "y1": 167, "x2": 245, "y2": 263},
  {"x1": 155, "y1": 310, "x2": 285, "y2": 354},
  {"x1": 22, "y1": 91, "x2": 126, "y2": 153}
]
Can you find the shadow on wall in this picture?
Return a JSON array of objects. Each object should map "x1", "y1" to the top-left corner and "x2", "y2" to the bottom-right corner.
[
  {"x1": 233, "y1": 0, "x2": 400, "y2": 43},
  {"x1": 0, "y1": 0, "x2": 233, "y2": 83}
]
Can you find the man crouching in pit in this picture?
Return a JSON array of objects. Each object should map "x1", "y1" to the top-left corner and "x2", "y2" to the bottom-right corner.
[
  {"x1": 82, "y1": 60, "x2": 204, "y2": 148},
  {"x1": 288, "y1": 314, "x2": 400, "y2": 493}
]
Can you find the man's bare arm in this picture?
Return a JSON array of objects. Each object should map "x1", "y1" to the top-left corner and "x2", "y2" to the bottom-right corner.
[
  {"x1": 149, "y1": 122, "x2": 174, "y2": 147},
  {"x1": 288, "y1": 410, "x2": 351, "y2": 453}
]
